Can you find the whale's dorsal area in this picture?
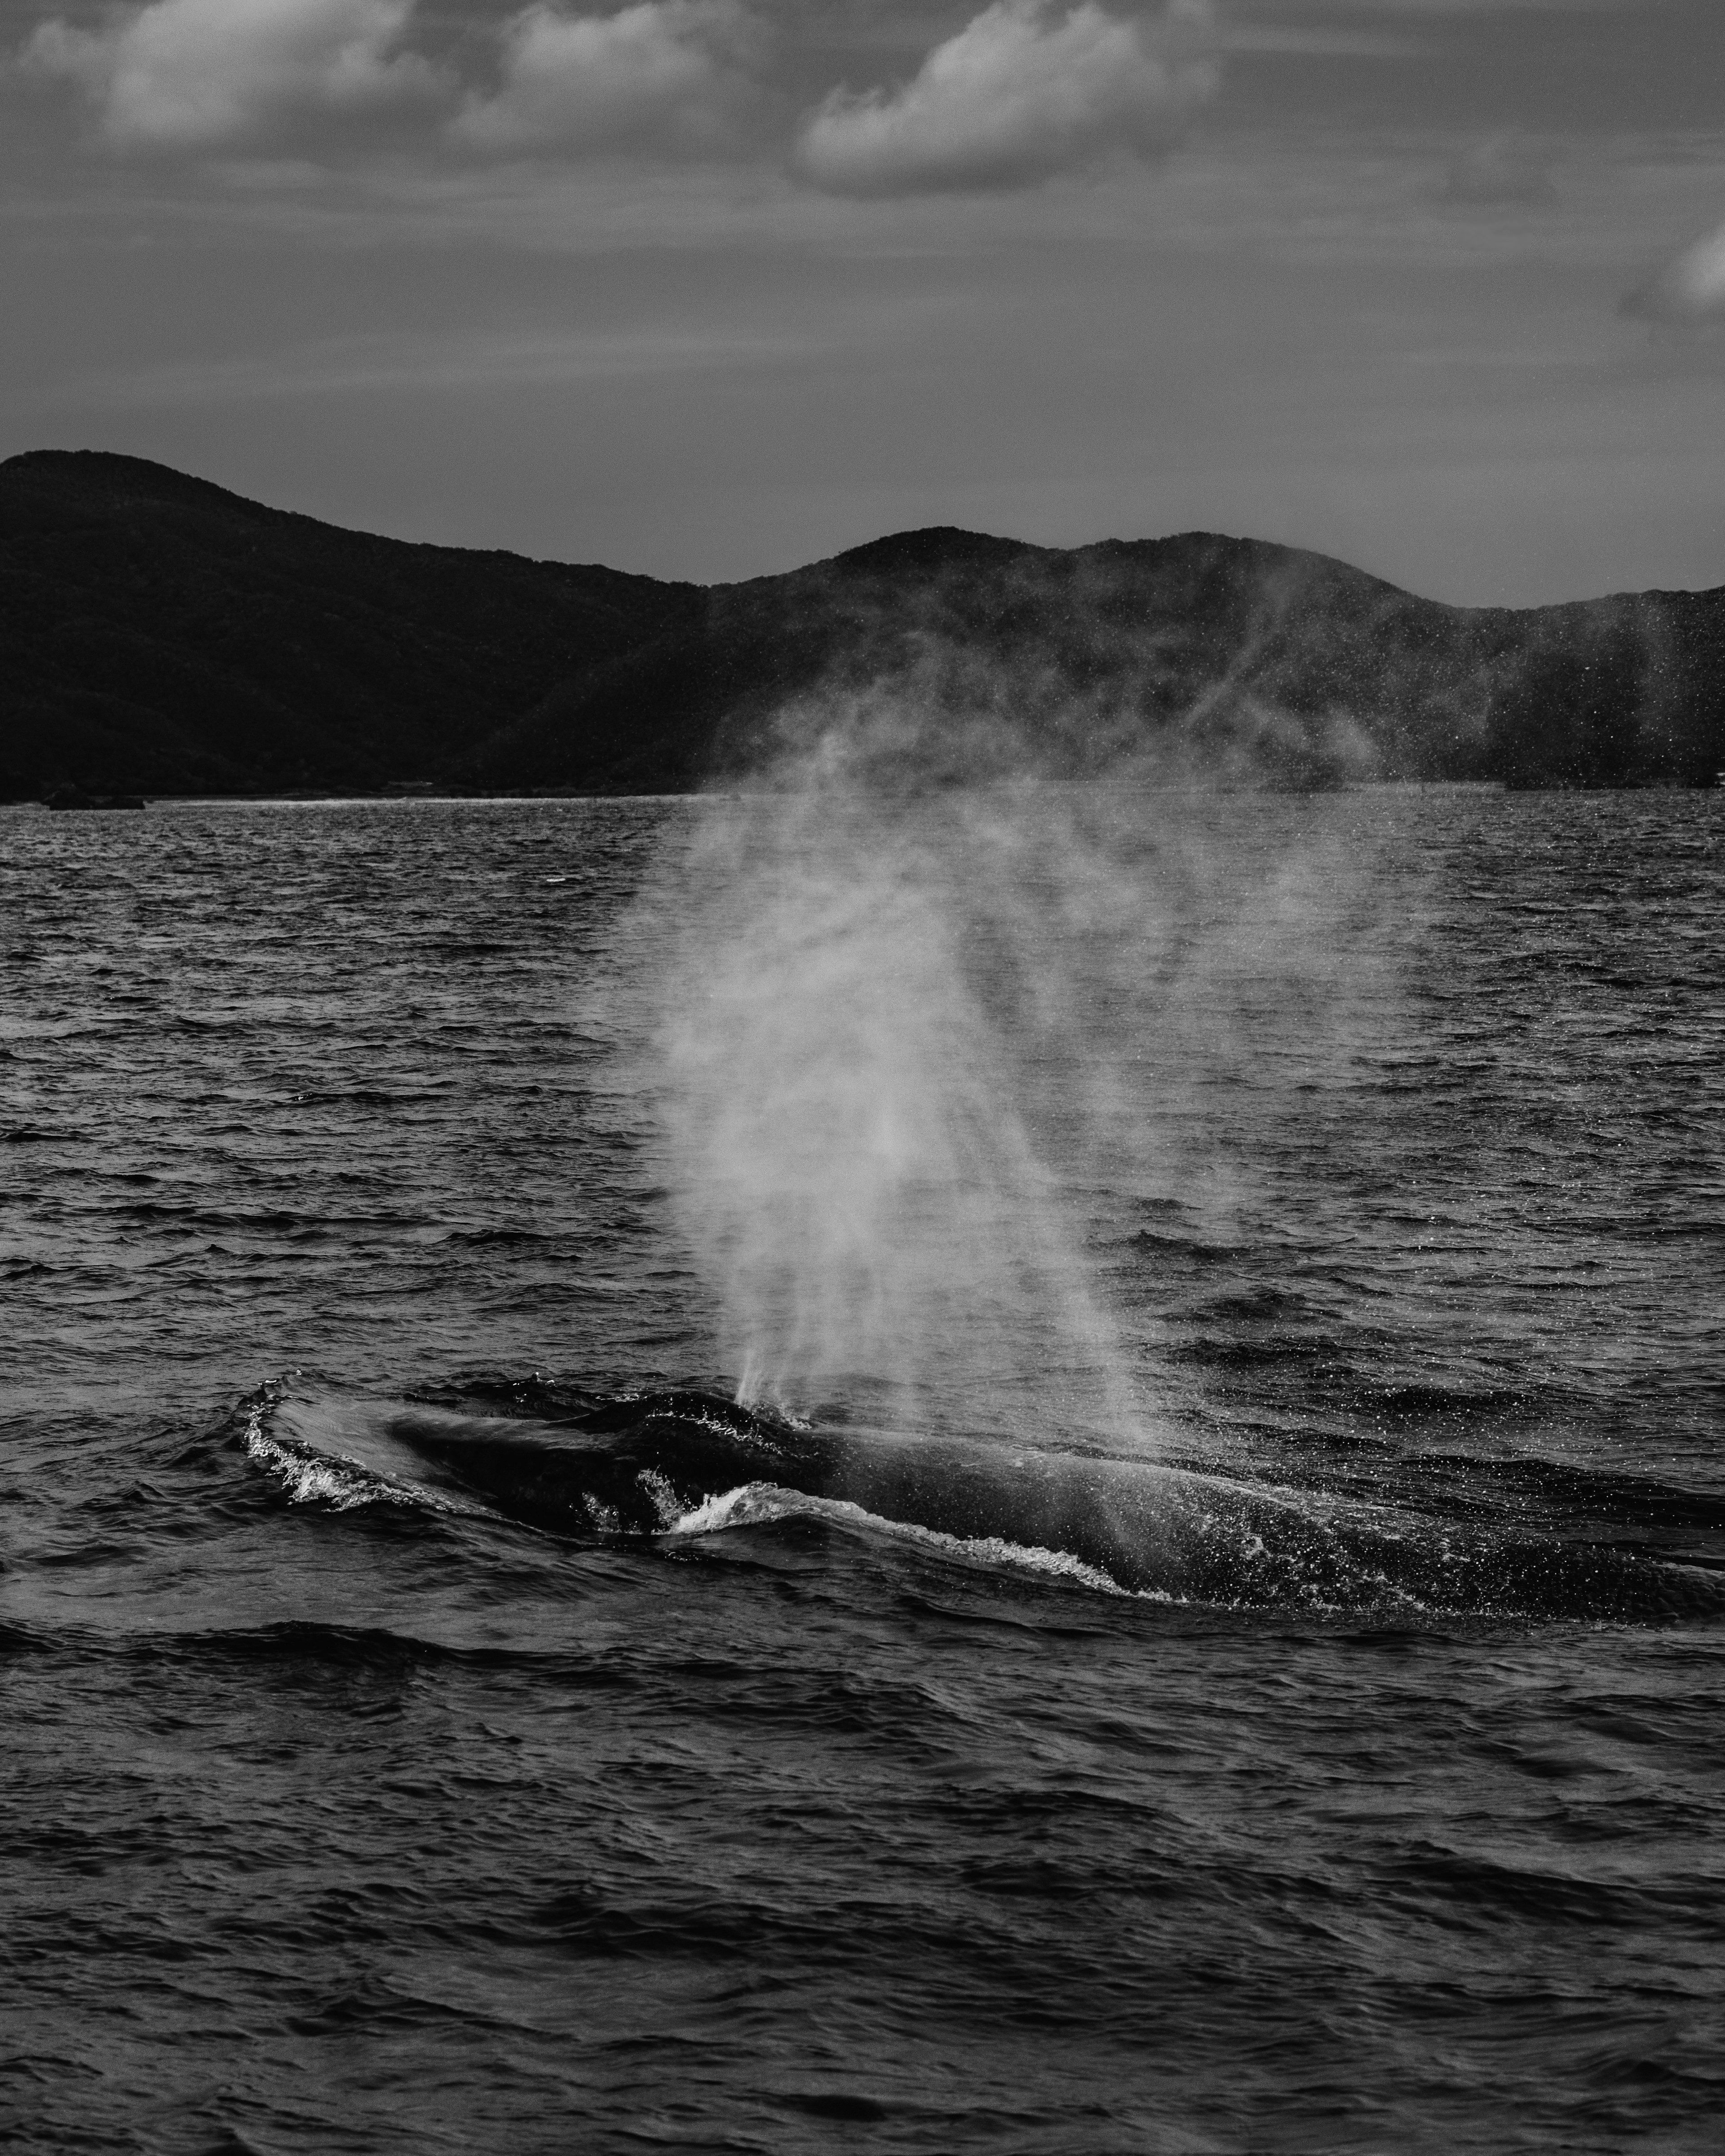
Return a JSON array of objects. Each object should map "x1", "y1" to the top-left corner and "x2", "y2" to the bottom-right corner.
[
  {"x1": 385, "y1": 1390, "x2": 836, "y2": 1537},
  {"x1": 365, "y1": 1386, "x2": 1725, "y2": 1623},
  {"x1": 562, "y1": 1391, "x2": 800, "y2": 1441}
]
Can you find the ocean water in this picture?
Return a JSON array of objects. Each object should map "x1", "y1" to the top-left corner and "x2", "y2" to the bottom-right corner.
[{"x1": 2, "y1": 788, "x2": 1721, "y2": 2154}]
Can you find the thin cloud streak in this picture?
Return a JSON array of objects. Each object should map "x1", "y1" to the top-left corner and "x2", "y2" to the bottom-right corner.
[
  {"x1": 1437, "y1": 134, "x2": 1556, "y2": 204},
  {"x1": 31, "y1": 321, "x2": 826, "y2": 408}
]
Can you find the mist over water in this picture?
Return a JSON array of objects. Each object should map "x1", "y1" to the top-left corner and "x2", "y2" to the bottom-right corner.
[
  {"x1": 655, "y1": 779, "x2": 1132, "y2": 1441},
  {"x1": 645, "y1": 687, "x2": 1396, "y2": 1475}
]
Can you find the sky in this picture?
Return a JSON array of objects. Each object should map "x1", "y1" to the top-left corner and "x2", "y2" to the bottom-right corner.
[{"x1": 3, "y1": 0, "x2": 1725, "y2": 603}]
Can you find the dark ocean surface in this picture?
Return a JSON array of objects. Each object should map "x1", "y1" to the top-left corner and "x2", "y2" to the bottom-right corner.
[{"x1": 2, "y1": 788, "x2": 1722, "y2": 2154}]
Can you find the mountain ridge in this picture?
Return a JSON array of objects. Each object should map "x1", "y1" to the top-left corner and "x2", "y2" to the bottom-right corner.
[{"x1": 3, "y1": 450, "x2": 1720, "y2": 797}]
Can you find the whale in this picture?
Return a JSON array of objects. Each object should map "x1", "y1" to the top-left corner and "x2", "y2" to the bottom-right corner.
[{"x1": 372, "y1": 1388, "x2": 1725, "y2": 1621}]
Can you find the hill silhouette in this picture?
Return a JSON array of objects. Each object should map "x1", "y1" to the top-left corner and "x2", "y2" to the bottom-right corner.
[
  {"x1": 0, "y1": 450, "x2": 701, "y2": 799},
  {"x1": 3, "y1": 450, "x2": 1721, "y2": 797}
]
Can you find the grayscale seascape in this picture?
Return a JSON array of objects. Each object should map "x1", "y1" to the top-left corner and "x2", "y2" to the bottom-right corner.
[
  {"x1": 7, "y1": 0, "x2": 1725, "y2": 2144},
  {"x1": 4, "y1": 787, "x2": 1721, "y2": 2152}
]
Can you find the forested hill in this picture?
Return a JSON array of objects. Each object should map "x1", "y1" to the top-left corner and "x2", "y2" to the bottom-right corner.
[
  {"x1": 3, "y1": 450, "x2": 1721, "y2": 798},
  {"x1": 0, "y1": 450, "x2": 703, "y2": 800}
]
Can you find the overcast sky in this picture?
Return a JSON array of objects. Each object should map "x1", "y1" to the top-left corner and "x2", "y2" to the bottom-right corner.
[{"x1": 4, "y1": 0, "x2": 1725, "y2": 601}]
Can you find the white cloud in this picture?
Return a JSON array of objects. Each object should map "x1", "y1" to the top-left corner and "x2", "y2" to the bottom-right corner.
[
  {"x1": 794, "y1": 0, "x2": 1219, "y2": 199},
  {"x1": 21, "y1": 0, "x2": 438, "y2": 149},
  {"x1": 452, "y1": 1, "x2": 768, "y2": 157},
  {"x1": 1622, "y1": 221, "x2": 1725, "y2": 325}
]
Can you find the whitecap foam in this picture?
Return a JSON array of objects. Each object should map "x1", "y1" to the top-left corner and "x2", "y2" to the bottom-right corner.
[
  {"x1": 665, "y1": 1480, "x2": 1172, "y2": 1599},
  {"x1": 634, "y1": 1466, "x2": 685, "y2": 1528},
  {"x1": 241, "y1": 1388, "x2": 478, "y2": 1517},
  {"x1": 244, "y1": 1422, "x2": 389, "y2": 1512}
]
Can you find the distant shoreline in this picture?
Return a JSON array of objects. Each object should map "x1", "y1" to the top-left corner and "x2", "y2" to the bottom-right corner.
[{"x1": 13, "y1": 778, "x2": 1723, "y2": 813}]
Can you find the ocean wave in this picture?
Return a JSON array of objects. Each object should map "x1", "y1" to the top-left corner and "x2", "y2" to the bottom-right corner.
[{"x1": 239, "y1": 1386, "x2": 482, "y2": 1520}]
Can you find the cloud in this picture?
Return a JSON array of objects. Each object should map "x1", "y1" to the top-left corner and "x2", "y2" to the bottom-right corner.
[
  {"x1": 1437, "y1": 135, "x2": 1554, "y2": 206},
  {"x1": 451, "y1": 1, "x2": 769, "y2": 157},
  {"x1": 793, "y1": 0, "x2": 1220, "y2": 199},
  {"x1": 20, "y1": 0, "x2": 438, "y2": 148},
  {"x1": 1621, "y1": 221, "x2": 1725, "y2": 326}
]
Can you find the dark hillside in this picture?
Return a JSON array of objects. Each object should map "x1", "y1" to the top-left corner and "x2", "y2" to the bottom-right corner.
[
  {"x1": 470, "y1": 521, "x2": 1725, "y2": 790},
  {"x1": 0, "y1": 450, "x2": 702, "y2": 797},
  {"x1": 3, "y1": 452, "x2": 1721, "y2": 796}
]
